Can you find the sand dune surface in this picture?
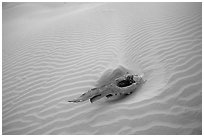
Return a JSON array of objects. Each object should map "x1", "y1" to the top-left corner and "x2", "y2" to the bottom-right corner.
[{"x1": 2, "y1": 2, "x2": 202, "y2": 135}]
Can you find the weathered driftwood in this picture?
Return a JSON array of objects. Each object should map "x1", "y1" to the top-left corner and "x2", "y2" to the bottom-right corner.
[{"x1": 68, "y1": 73, "x2": 146, "y2": 103}]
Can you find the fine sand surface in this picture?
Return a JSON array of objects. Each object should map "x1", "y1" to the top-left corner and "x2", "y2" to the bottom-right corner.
[{"x1": 2, "y1": 2, "x2": 202, "y2": 135}]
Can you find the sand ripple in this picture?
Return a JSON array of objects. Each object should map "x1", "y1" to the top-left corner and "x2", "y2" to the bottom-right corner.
[{"x1": 3, "y1": 3, "x2": 201, "y2": 135}]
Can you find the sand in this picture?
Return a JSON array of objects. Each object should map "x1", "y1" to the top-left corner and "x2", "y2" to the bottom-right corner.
[{"x1": 2, "y1": 2, "x2": 202, "y2": 135}]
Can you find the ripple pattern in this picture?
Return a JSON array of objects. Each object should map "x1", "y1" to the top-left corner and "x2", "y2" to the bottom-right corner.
[{"x1": 3, "y1": 2, "x2": 202, "y2": 135}]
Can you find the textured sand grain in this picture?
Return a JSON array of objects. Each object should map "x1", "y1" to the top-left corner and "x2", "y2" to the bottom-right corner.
[{"x1": 3, "y1": 3, "x2": 202, "y2": 135}]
